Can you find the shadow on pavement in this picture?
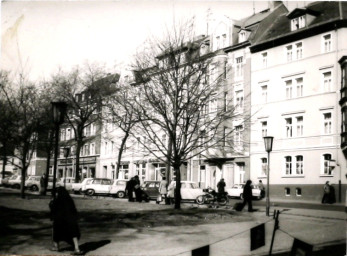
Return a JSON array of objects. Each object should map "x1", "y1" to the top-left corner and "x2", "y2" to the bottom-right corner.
[{"x1": 79, "y1": 240, "x2": 111, "y2": 254}]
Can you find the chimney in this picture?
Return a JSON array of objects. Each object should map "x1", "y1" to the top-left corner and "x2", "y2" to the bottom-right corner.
[{"x1": 268, "y1": 1, "x2": 282, "y2": 10}]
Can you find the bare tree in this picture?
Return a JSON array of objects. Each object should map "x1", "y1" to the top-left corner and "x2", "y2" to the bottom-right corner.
[
  {"x1": 0, "y1": 71, "x2": 17, "y2": 180},
  {"x1": 0, "y1": 72, "x2": 51, "y2": 198},
  {"x1": 50, "y1": 63, "x2": 118, "y2": 182},
  {"x1": 130, "y1": 21, "x2": 248, "y2": 209}
]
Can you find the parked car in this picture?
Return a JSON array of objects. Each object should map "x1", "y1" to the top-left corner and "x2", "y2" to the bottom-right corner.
[
  {"x1": 141, "y1": 180, "x2": 160, "y2": 199},
  {"x1": 226, "y1": 184, "x2": 262, "y2": 200},
  {"x1": 109, "y1": 179, "x2": 128, "y2": 198},
  {"x1": 71, "y1": 178, "x2": 93, "y2": 194},
  {"x1": 25, "y1": 175, "x2": 55, "y2": 191},
  {"x1": 56, "y1": 177, "x2": 75, "y2": 191},
  {"x1": 7, "y1": 175, "x2": 23, "y2": 189},
  {"x1": 83, "y1": 178, "x2": 113, "y2": 196},
  {"x1": 168, "y1": 181, "x2": 205, "y2": 202},
  {"x1": 25, "y1": 176, "x2": 41, "y2": 191}
]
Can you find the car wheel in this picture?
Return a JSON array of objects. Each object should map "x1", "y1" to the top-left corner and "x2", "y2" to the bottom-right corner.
[
  {"x1": 86, "y1": 189, "x2": 95, "y2": 196},
  {"x1": 117, "y1": 191, "x2": 125, "y2": 198},
  {"x1": 196, "y1": 195, "x2": 206, "y2": 205},
  {"x1": 31, "y1": 185, "x2": 39, "y2": 191},
  {"x1": 240, "y1": 193, "x2": 244, "y2": 200}
]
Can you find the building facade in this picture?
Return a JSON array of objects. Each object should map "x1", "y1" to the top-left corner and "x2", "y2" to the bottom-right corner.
[{"x1": 249, "y1": 1, "x2": 347, "y2": 202}]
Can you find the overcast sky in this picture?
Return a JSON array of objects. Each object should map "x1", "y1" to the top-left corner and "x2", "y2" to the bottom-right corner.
[{"x1": 1, "y1": 1, "x2": 306, "y2": 81}]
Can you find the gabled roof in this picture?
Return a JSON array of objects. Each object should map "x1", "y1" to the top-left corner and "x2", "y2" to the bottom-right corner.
[
  {"x1": 250, "y1": 1, "x2": 347, "y2": 53},
  {"x1": 286, "y1": 7, "x2": 320, "y2": 19}
]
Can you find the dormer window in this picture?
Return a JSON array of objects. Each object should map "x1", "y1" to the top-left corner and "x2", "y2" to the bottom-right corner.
[
  {"x1": 239, "y1": 31, "x2": 247, "y2": 43},
  {"x1": 291, "y1": 16, "x2": 305, "y2": 31}
]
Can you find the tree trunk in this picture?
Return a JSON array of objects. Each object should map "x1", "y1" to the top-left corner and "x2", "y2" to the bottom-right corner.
[
  {"x1": 166, "y1": 138, "x2": 172, "y2": 182},
  {"x1": 174, "y1": 164, "x2": 181, "y2": 209},
  {"x1": 20, "y1": 160, "x2": 27, "y2": 199},
  {"x1": 74, "y1": 141, "x2": 82, "y2": 183},
  {"x1": 115, "y1": 132, "x2": 129, "y2": 179},
  {"x1": 2, "y1": 149, "x2": 7, "y2": 179},
  {"x1": 42, "y1": 131, "x2": 54, "y2": 195}
]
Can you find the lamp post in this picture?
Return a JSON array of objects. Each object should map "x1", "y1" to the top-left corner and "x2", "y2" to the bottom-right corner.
[
  {"x1": 63, "y1": 147, "x2": 70, "y2": 188},
  {"x1": 51, "y1": 102, "x2": 67, "y2": 199},
  {"x1": 263, "y1": 136, "x2": 274, "y2": 217}
]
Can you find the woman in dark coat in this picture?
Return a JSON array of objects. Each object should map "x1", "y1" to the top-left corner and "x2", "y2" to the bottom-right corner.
[
  {"x1": 242, "y1": 180, "x2": 253, "y2": 212},
  {"x1": 49, "y1": 186, "x2": 81, "y2": 254}
]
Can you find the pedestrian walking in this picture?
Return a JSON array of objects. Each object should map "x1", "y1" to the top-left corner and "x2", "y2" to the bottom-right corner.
[
  {"x1": 158, "y1": 177, "x2": 168, "y2": 204},
  {"x1": 217, "y1": 178, "x2": 226, "y2": 201},
  {"x1": 133, "y1": 175, "x2": 142, "y2": 202},
  {"x1": 321, "y1": 181, "x2": 331, "y2": 204},
  {"x1": 167, "y1": 180, "x2": 175, "y2": 205},
  {"x1": 329, "y1": 183, "x2": 336, "y2": 204},
  {"x1": 242, "y1": 180, "x2": 253, "y2": 212},
  {"x1": 40, "y1": 174, "x2": 46, "y2": 195},
  {"x1": 125, "y1": 177, "x2": 136, "y2": 202},
  {"x1": 258, "y1": 180, "x2": 265, "y2": 198},
  {"x1": 49, "y1": 186, "x2": 81, "y2": 255}
]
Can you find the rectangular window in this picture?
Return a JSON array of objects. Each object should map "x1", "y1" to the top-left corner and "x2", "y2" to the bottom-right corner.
[
  {"x1": 286, "y1": 45, "x2": 293, "y2": 62},
  {"x1": 296, "y1": 116, "x2": 303, "y2": 136},
  {"x1": 285, "y1": 156, "x2": 292, "y2": 175},
  {"x1": 261, "y1": 121, "x2": 267, "y2": 137},
  {"x1": 261, "y1": 158, "x2": 267, "y2": 176},
  {"x1": 199, "y1": 130, "x2": 206, "y2": 146},
  {"x1": 296, "y1": 188, "x2": 302, "y2": 196},
  {"x1": 285, "y1": 80, "x2": 293, "y2": 99},
  {"x1": 90, "y1": 143, "x2": 95, "y2": 155},
  {"x1": 323, "y1": 34, "x2": 332, "y2": 53},
  {"x1": 234, "y1": 125, "x2": 243, "y2": 146},
  {"x1": 120, "y1": 164, "x2": 129, "y2": 180},
  {"x1": 66, "y1": 128, "x2": 71, "y2": 140},
  {"x1": 235, "y1": 90, "x2": 244, "y2": 111},
  {"x1": 323, "y1": 71, "x2": 332, "y2": 92},
  {"x1": 261, "y1": 85, "x2": 267, "y2": 103},
  {"x1": 285, "y1": 187, "x2": 291, "y2": 196},
  {"x1": 323, "y1": 113, "x2": 332, "y2": 134},
  {"x1": 236, "y1": 57, "x2": 243, "y2": 77},
  {"x1": 296, "y1": 78, "x2": 303, "y2": 97},
  {"x1": 296, "y1": 42, "x2": 302, "y2": 59},
  {"x1": 285, "y1": 118, "x2": 293, "y2": 138},
  {"x1": 323, "y1": 154, "x2": 333, "y2": 175},
  {"x1": 262, "y1": 52, "x2": 267, "y2": 68},
  {"x1": 296, "y1": 155, "x2": 303, "y2": 174}
]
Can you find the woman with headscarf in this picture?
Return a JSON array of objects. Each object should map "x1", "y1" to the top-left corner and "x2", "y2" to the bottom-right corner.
[
  {"x1": 49, "y1": 186, "x2": 81, "y2": 254},
  {"x1": 242, "y1": 180, "x2": 253, "y2": 212}
]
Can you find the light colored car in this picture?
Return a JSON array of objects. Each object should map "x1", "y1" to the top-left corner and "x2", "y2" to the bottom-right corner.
[
  {"x1": 25, "y1": 176, "x2": 41, "y2": 191},
  {"x1": 168, "y1": 181, "x2": 205, "y2": 202},
  {"x1": 109, "y1": 179, "x2": 128, "y2": 198},
  {"x1": 71, "y1": 178, "x2": 93, "y2": 194},
  {"x1": 56, "y1": 177, "x2": 75, "y2": 191},
  {"x1": 7, "y1": 175, "x2": 23, "y2": 189},
  {"x1": 83, "y1": 178, "x2": 113, "y2": 196},
  {"x1": 226, "y1": 184, "x2": 262, "y2": 200},
  {"x1": 25, "y1": 176, "x2": 55, "y2": 191}
]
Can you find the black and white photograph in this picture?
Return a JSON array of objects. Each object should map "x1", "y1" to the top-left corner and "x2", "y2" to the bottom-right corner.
[{"x1": 0, "y1": 1, "x2": 346, "y2": 255}]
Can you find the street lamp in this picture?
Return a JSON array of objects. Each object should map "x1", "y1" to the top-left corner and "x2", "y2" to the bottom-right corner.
[
  {"x1": 51, "y1": 101, "x2": 67, "y2": 199},
  {"x1": 263, "y1": 136, "x2": 274, "y2": 217},
  {"x1": 63, "y1": 147, "x2": 70, "y2": 188}
]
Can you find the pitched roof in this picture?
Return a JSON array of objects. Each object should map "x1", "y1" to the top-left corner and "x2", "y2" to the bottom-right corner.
[{"x1": 250, "y1": 1, "x2": 347, "y2": 53}]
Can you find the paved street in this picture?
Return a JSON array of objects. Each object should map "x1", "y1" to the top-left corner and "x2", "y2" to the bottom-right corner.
[{"x1": 0, "y1": 188, "x2": 345, "y2": 256}]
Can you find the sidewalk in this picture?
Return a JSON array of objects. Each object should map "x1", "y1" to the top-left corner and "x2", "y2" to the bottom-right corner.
[{"x1": 0, "y1": 191, "x2": 345, "y2": 256}]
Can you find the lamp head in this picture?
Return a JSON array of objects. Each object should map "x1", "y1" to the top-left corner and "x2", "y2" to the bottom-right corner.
[{"x1": 263, "y1": 136, "x2": 274, "y2": 153}]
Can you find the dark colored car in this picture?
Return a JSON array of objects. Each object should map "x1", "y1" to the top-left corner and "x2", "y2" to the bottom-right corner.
[{"x1": 141, "y1": 180, "x2": 160, "y2": 199}]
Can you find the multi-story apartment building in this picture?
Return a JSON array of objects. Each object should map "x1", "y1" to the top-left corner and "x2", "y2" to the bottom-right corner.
[
  {"x1": 250, "y1": 1, "x2": 347, "y2": 202},
  {"x1": 54, "y1": 73, "x2": 119, "y2": 180},
  {"x1": 189, "y1": 5, "x2": 283, "y2": 189},
  {"x1": 97, "y1": 5, "x2": 281, "y2": 189}
]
